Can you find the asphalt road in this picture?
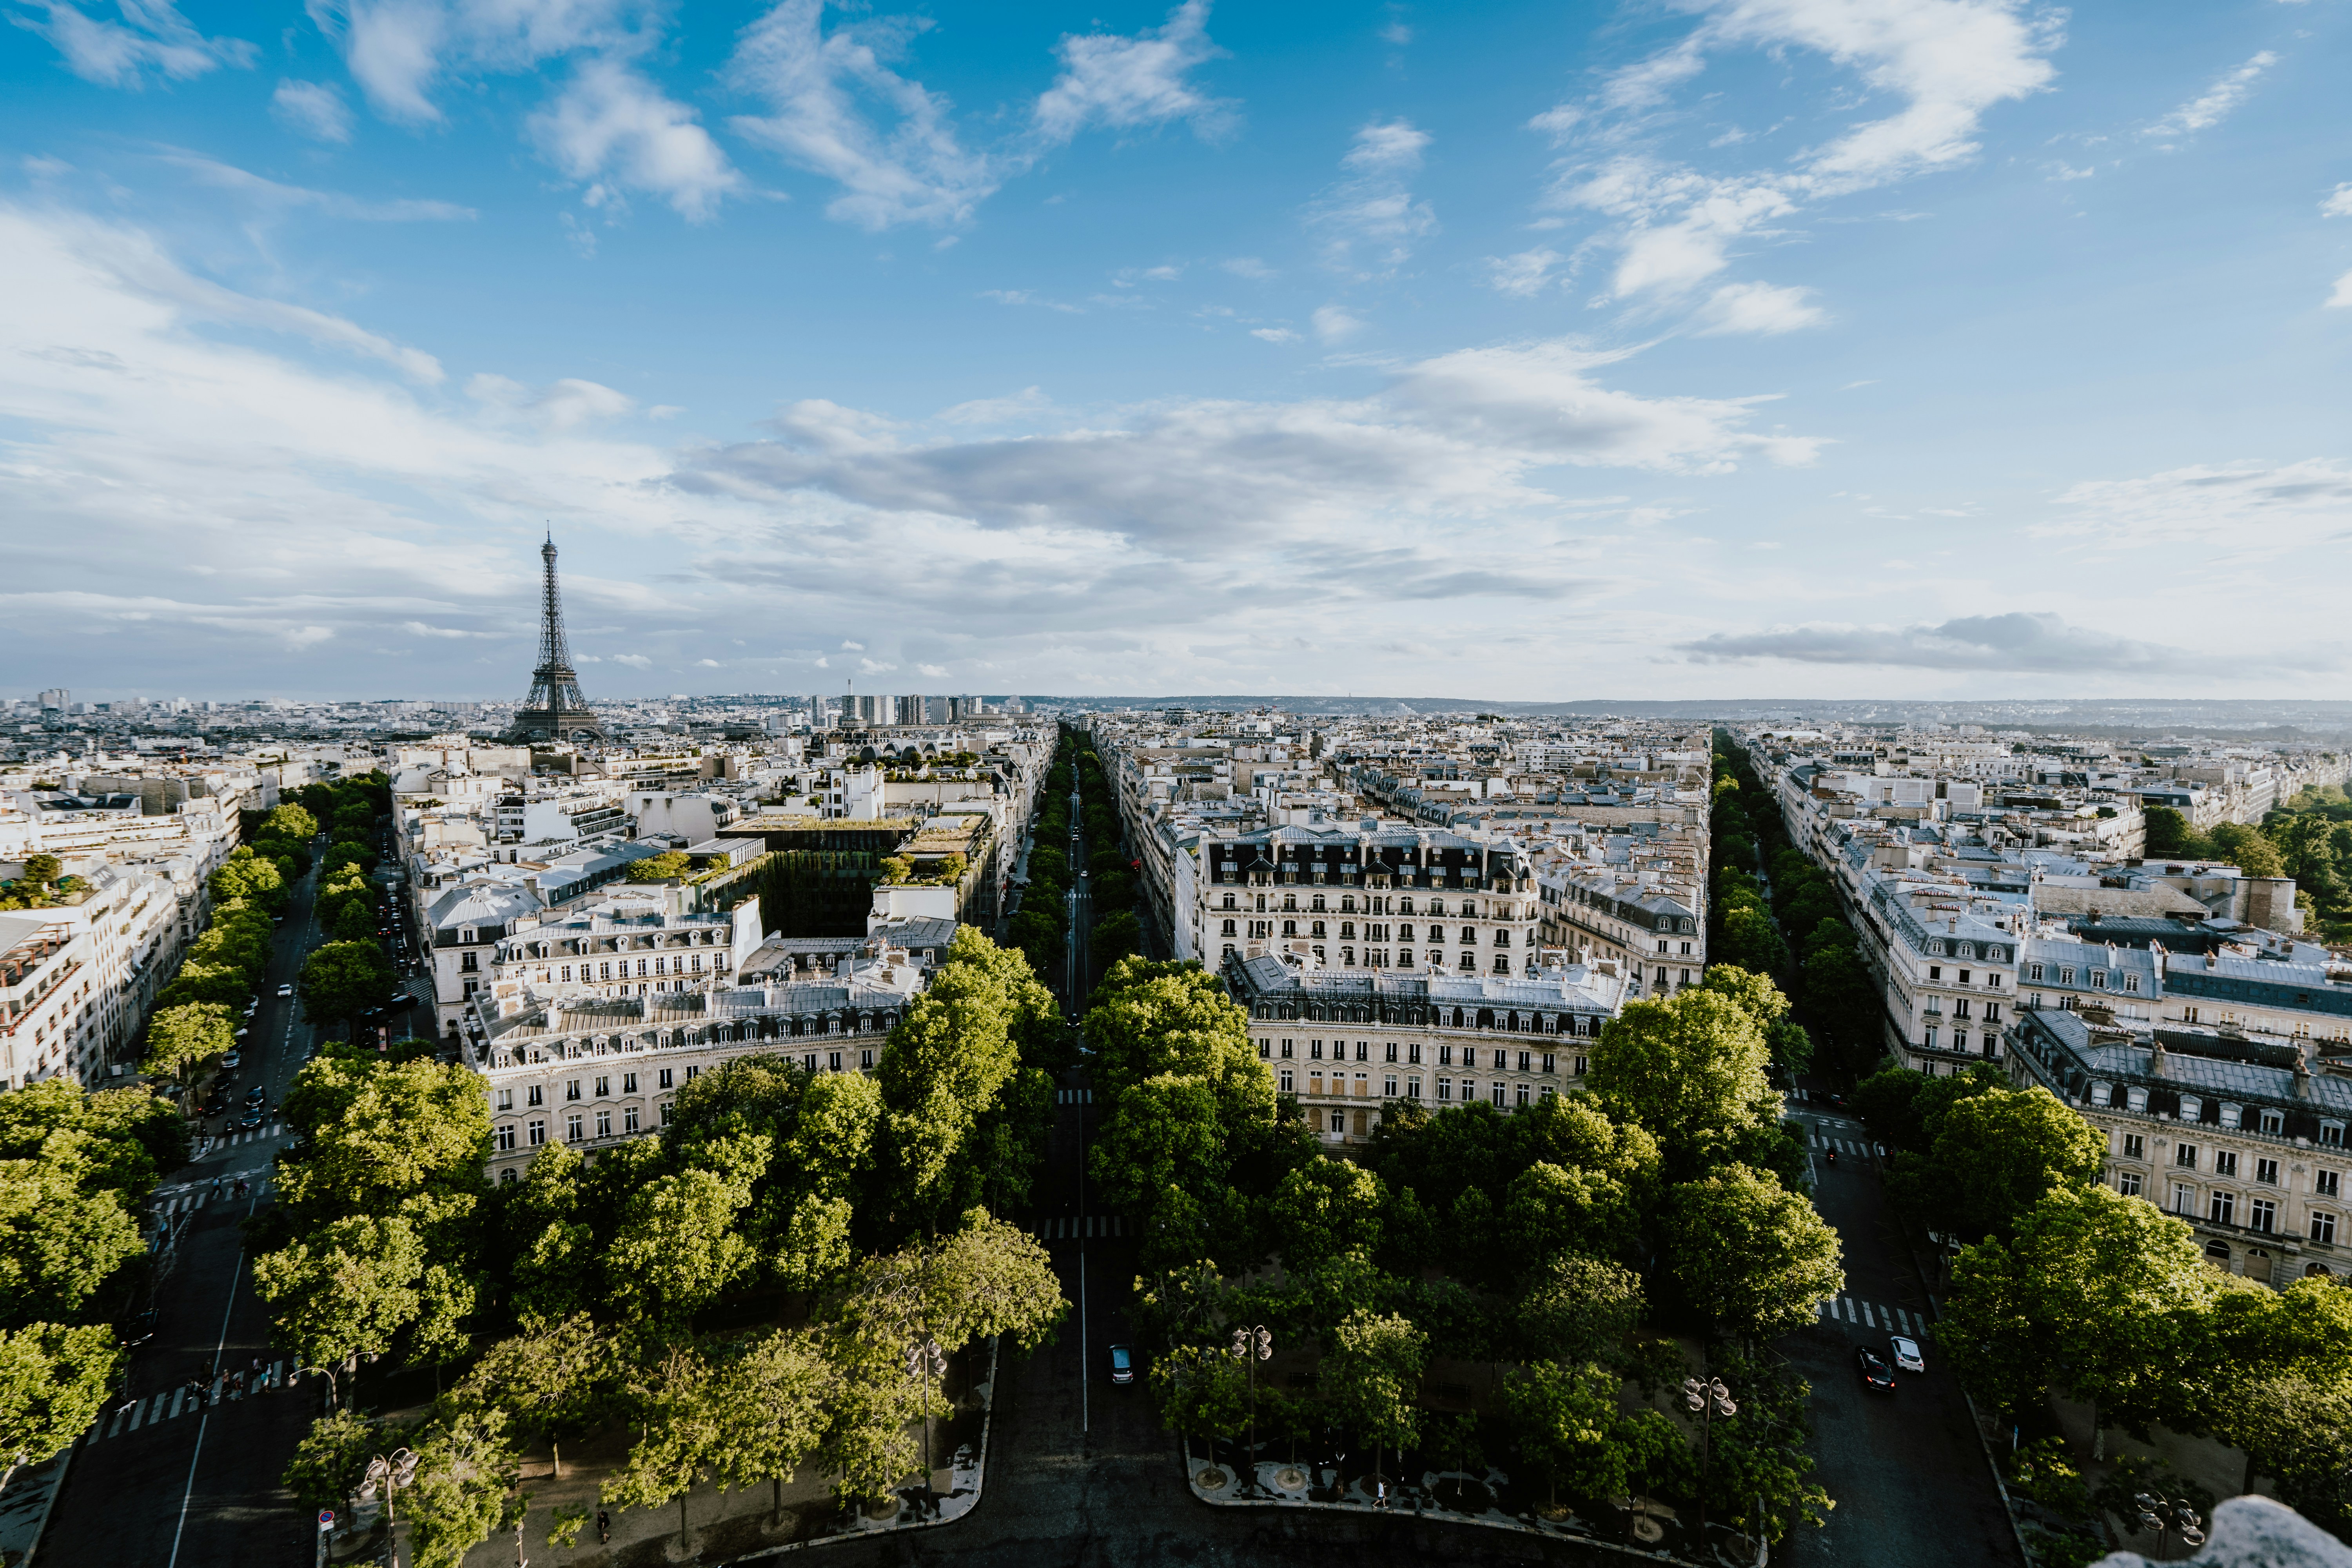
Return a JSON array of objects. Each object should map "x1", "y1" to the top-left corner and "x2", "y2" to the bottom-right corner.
[
  {"x1": 39, "y1": 845, "x2": 392, "y2": 1568},
  {"x1": 1775, "y1": 1096, "x2": 2023, "y2": 1568}
]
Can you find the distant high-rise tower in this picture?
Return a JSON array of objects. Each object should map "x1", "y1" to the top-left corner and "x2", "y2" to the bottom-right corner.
[{"x1": 508, "y1": 533, "x2": 605, "y2": 744}]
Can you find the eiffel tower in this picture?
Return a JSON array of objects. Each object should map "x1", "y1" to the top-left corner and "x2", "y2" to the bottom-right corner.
[{"x1": 508, "y1": 532, "x2": 606, "y2": 744}]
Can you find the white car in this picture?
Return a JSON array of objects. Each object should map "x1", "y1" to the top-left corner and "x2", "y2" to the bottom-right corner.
[
  {"x1": 277, "y1": 983, "x2": 294, "y2": 998},
  {"x1": 1889, "y1": 1334, "x2": 1925, "y2": 1374}
]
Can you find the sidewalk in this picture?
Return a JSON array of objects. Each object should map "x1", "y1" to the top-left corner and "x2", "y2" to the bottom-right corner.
[
  {"x1": 1180, "y1": 1438, "x2": 1765, "y2": 1568},
  {"x1": 0, "y1": 1446, "x2": 73, "y2": 1567},
  {"x1": 413, "y1": 1337, "x2": 1004, "y2": 1567}
]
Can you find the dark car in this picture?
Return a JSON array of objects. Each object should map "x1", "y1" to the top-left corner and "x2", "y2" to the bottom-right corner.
[
  {"x1": 120, "y1": 1307, "x2": 158, "y2": 1347},
  {"x1": 1857, "y1": 1348, "x2": 1896, "y2": 1392},
  {"x1": 238, "y1": 1111, "x2": 266, "y2": 1132},
  {"x1": 1108, "y1": 1345, "x2": 1135, "y2": 1386}
]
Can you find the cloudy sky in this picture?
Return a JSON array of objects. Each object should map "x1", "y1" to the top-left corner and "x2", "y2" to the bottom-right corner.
[{"x1": 2, "y1": 0, "x2": 2347, "y2": 703}]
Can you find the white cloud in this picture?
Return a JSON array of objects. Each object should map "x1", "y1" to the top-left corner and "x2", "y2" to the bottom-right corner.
[
  {"x1": 979, "y1": 288, "x2": 1083, "y2": 312},
  {"x1": 2043, "y1": 459, "x2": 2352, "y2": 549},
  {"x1": 1693, "y1": 280, "x2": 1827, "y2": 335},
  {"x1": 1536, "y1": 0, "x2": 2060, "y2": 308},
  {"x1": 466, "y1": 373, "x2": 634, "y2": 430},
  {"x1": 1679, "y1": 612, "x2": 2201, "y2": 673},
  {"x1": 726, "y1": 0, "x2": 999, "y2": 229},
  {"x1": 272, "y1": 79, "x2": 354, "y2": 144},
  {"x1": 1485, "y1": 248, "x2": 1564, "y2": 298},
  {"x1": 151, "y1": 149, "x2": 474, "y2": 223},
  {"x1": 2322, "y1": 183, "x2": 2352, "y2": 219},
  {"x1": 840, "y1": 640, "x2": 865, "y2": 650},
  {"x1": 1311, "y1": 305, "x2": 1364, "y2": 343},
  {"x1": 1250, "y1": 327, "x2": 1301, "y2": 343},
  {"x1": 1343, "y1": 118, "x2": 1431, "y2": 172},
  {"x1": 917, "y1": 662, "x2": 948, "y2": 677},
  {"x1": 1222, "y1": 256, "x2": 1274, "y2": 279},
  {"x1": 2145, "y1": 51, "x2": 2278, "y2": 140},
  {"x1": 16, "y1": 0, "x2": 254, "y2": 87},
  {"x1": 858, "y1": 657, "x2": 898, "y2": 674},
  {"x1": 938, "y1": 387, "x2": 1051, "y2": 425},
  {"x1": 285, "y1": 626, "x2": 336, "y2": 650},
  {"x1": 2330, "y1": 270, "x2": 2352, "y2": 309},
  {"x1": 695, "y1": 657, "x2": 721, "y2": 666},
  {"x1": 1031, "y1": 0, "x2": 1232, "y2": 144},
  {"x1": 1311, "y1": 119, "x2": 1437, "y2": 275},
  {"x1": 530, "y1": 57, "x2": 744, "y2": 220},
  {"x1": 613, "y1": 653, "x2": 654, "y2": 669}
]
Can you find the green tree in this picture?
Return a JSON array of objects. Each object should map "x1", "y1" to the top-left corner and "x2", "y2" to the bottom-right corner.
[
  {"x1": 1323, "y1": 1310, "x2": 1426, "y2": 1485},
  {"x1": 1502, "y1": 1161, "x2": 1636, "y2": 1273},
  {"x1": 261, "y1": 803, "x2": 321, "y2": 841},
  {"x1": 1588, "y1": 990, "x2": 1781, "y2": 1178},
  {"x1": 283, "y1": 1407, "x2": 385, "y2": 1514},
  {"x1": 1514, "y1": 1252, "x2": 1646, "y2": 1367},
  {"x1": 626, "y1": 851, "x2": 691, "y2": 883},
  {"x1": 1503, "y1": 1359, "x2": 1687, "y2": 1512},
  {"x1": 2143, "y1": 806, "x2": 2205, "y2": 859},
  {"x1": 0, "y1": 1148, "x2": 145, "y2": 1327},
  {"x1": 144, "y1": 1001, "x2": 234, "y2": 1083},
  {"x1": 1267, "y1": 1160, "x2": 1384, "y2": 1276},
  {"x1": 2209, "y1": 822, "x2": 2285, "y2": 880},
  {"x1": 1662, "y1": 1165, "x2": 1844, "y2": 1341},
  {"x1": 252, "y1": 1211, "x2": 435, "y2": 1369},
  {"x1": 1147, "y1": 1343, "x2": 1249, "y2": 1447},
  {"x1": 454, "y1": 1314, "x2": 622, "y2": 1479},
  {"x1": 0, "y1": 1322, "x2": 120, "y2": 1491},
  {"x1": 332, "y1": 899, "x2": 379, "y2": 944},
  {"x1": 603, "y1": 1168, "x2": 755, "y2": 1335},
  {"x1": 402, "y1": 1403, "x2": 522, "y2": 1568},
  {"x1": 1885, "y1": 1085, "x2": 2105, "y2": 1239},
  {"x1": 209, "y1": 846, "x2": 287, "y2": 909},
  {"x1": 20, "y1": 854, "x2": 62, "y2": 893},
  {"x1": 1943, "y1": 1185, "x2": 2218, "y2": 1446},
  {"x1": 298, "y1": 941, "x2": 396, "y2": 1037}
]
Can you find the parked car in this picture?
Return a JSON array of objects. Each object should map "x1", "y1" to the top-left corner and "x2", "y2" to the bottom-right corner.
[
  {"x1": 221, "y1": 1051, "x2": 241, "y2": 1069},
  {"x1": 277, "y1": 984, "x2": 294, "y2": 998},
  {"x1": 1108, "y1": 1345, "x2": 1135, "y2": 1386},
  {"x1": 1889, "y1": 1335, "x2": 1925, "y2": 1374},
  {"x1": 1856, "y1": 1348, "x2": 1896, "y2": 1392}
]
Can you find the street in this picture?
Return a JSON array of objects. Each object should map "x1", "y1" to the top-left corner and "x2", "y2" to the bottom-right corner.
[
  {"x1": 1776, "y1": 1095, "x2": 2023, "y2": 1568},
  {"x1": 38, "y1": 840, "x2": 390, "y2": 1568}
]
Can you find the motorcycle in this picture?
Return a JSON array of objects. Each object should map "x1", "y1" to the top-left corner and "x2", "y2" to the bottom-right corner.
[{"x1": 1826, "y1": 1147, "x2": 1839, "y2": 1167}]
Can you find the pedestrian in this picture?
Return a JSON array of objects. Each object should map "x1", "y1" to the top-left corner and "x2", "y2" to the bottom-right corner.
[
  {"x1": 1376, "y1": 1480, "x2": 1388, "y2": 1510},
  {"x1": 596, "y1": 1510, "x2": 610, "y2": 1544}
]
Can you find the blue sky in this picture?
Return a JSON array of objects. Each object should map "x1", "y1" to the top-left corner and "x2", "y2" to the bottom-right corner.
[{"x1": 1, "y1": 0, "x2": 2346, "y2": 703}]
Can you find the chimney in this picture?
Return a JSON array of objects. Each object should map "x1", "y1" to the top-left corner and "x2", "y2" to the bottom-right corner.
[{"x1": 2295, "y1": 1043, "x2": 2314, "y2": 1100}]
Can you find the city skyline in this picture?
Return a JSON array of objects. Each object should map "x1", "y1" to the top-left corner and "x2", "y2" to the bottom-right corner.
[{"x1": 3, "y1": 0, "x2": 2348, "y2": 703}]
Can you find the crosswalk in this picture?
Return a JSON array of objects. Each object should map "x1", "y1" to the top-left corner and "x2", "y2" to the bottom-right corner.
[
  {"x1": 1816, "y1": 1295, "x2": 1931, "y2": 1337},
  {"x1": 1034, "y1": 1214, "x2": 1127, "y2": 1240},
  {"x1": 84, "y1": 1363, "x2": 292, "y2": 1445},
  {"x1": 1813, "y1": 1134, "x2": 1877, "y2": 1158},
  {"x1": 1056, "y1": 1089, "x2": 1094, "y2": 1105}
]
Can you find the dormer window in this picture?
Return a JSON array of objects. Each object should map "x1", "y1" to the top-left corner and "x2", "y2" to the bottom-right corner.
[
  {"x1": 2220, "y1": 1103, "x2": 2241, "y2": 1130},
  {"x1": 461, "y1": 927, "x2": 477, "y2": 944},
  {"x1": 2179, "y1": 1096, "x2": 2203, "y2": 1122}
]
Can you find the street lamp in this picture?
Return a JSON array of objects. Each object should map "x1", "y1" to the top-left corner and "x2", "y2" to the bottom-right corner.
[
  {"x1": 2134, "y1": 1492, "x2": 2206, "y2": 1561},
  {"x1": 286, "y1": 1362, "x2": 343, "y2": 1410},
  {"x1": 906, "y1": 1339, "x2": 948, "y2": 1513},
  {"x1": 1229, "y1": 1325, "x2": 1272, "y2": 1494},
  {"x1": 356, "y1": 1447, "x2": 423, "y2": 1568},
  {"x1": 1682, "y1": 1375, "x2": 1737, "y2": 1548}
]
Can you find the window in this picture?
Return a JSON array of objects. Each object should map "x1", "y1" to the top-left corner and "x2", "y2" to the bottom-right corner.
[
  {"x1": 2312, "y1": 1212, "x2": 2337, "y2": 1245},
  {"x1": 1515, "y1": 1083, "x2": 1530, "y2": 1108},
  {"x1": 1310, "y1": 1040, "x2": 1324, "y2": 1061},
  {"x1": 2122, "y1": 1134, "x2": 2145, "y2": 1161},
  {"x1": 495, "y1": 1088, "x2": 514, "y2": 1112},
  {"x1": 526, "y1": 1084, "x2": 544, "y2": 1108},
  {"x1": 1385, "y1": 1042, "x2": 1399, "y2": 1063},
  {"x1": 1541, "y1": 1053, "x2": 1556, "y2": 1075},
  {"x1": 1408, "y1": 1043, "x2": 1421, "y2": 1064},
  {"x1": 1281, "y1": 1039, "x2": 1294, "y2": 1058},
  {"x1": 1490, "y1": 1083, "x2": 1507, "y2": 1107},
  {"x1": 2116, "y1": 1171, "x2": 2142, "y2": 1197},
  {"x1": 528, "y1": 1119, "x2": 546, "y2": 1147},
  {"x1": 622, "y1": 1072, "x2": 637, "y2": 1093},
  {"x1": 595, "y1": 1109, "x2": 612, "y2": 1138},
  {"x1": 1517, "y1": 1051, "x2": 1532, "y2": 1073},
  {"x1": 2318, "y1": 1169, "x2": 2341, "y2": 1199},
  {"x1": 1329, "y1": 1110, "x2": 1346, "y2": 1134},
  {"x1": 1493, "y1": 1049, "x2": 1508, "y2": 1070},
  {"x1": 1574, "y1": 1055, "x2": 1588, "y2": 1076},
  {"x1": 2319, "y1": 1122, "x2": 2345, "y2": 1148},
  {"x1": 565, "y1": 1114, "x2": 584, "y2": 1143},
  {"x1": 566, "y1": 1079, "x2": 582, "y2": 1102},
  {"x1": 2250, "y1": 1198, "x2": 2276, "y2": 1233},
  {"x1": 1439, "y1": 1045, "x2": 1453, "y2": 1067},
  {"x1": 594, "y1": 1076, "x2": 609, "y2": 1097},
  {"x1": 624, "y1": 1105, "x2": 640, "y2": 1134},
  {"x1": 2029, "y1": 963, "x2": 2044, "y2": 982},
  {"x1": 495, "y1": 1124, "x2": 515, "y2": 1152},
  {"x1": 2257, "y1": 1158, "x2": 2279, "y2": 1185},
  {"x1": 1406, "y1": 1076, "x2": 1421, "y2": 1099},
  {"x1": 2215, "y1": 1151, "x2": 2239, "y2": 1178},
  {"x1": 658, "y1": 1067, "x2": 675, "y2": 1089},
  {"x1": 1384, "y1": 1075, "x2": 1397, "y2": 1097},
  {"x1": 1258, "y1": 1039, "x2": 1270, "y2": 1059},
  {"x1": 2172, "y1": 1183, "x2": 2194, "y2": 1214},
  {"x1": 661, "y1": 1103, "x2": 674, "y2": 1125},
  {"x1": 1278, "y1": 1069, "x2": 1294, "y2": 1093},
  {"x1": 2177, "y1": 1143, "x2": 2200, "y2": 1169},
  {"x1": 2210, "y1": 1191, "x2": 2236, "y2": 1225},
  {"x1": 2221, "y1": 1104, "x2": 2242, "y2": 1130},
  {"x1": 2182, "y1": 1095, "x2": 2205, "y2": 1122},
  {"x1": 1437, "y1": 1077, "x2": 1452, "y2": 1101}
]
